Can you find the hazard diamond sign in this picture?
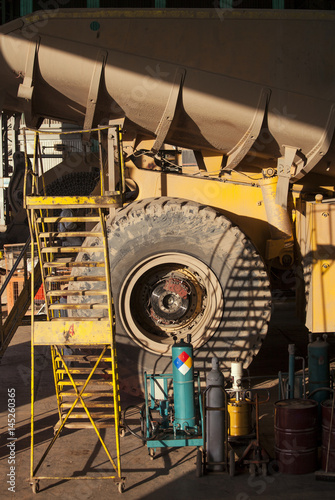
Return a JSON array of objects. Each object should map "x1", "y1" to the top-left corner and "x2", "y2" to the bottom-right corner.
[{"x1": 174, "y1": 351, "x2": 192, "y2": 375}]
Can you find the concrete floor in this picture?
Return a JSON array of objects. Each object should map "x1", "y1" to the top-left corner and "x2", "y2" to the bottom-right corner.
[{"x1": 1, "y1": 301, "x2": 335, "y2": 499}]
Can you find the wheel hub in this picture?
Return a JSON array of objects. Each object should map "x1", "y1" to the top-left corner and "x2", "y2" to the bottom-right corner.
[
  {"x1": 150, "y1": 275, "x2": 192, "y2": 322},
  {"x1": 119, "y1": 253, "x2": 224, "y2": 354}
]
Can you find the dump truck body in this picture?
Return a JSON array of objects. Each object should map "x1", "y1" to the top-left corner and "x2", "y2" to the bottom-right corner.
[
  {"x1": 1, "y1": 8, "x2": 335, "y2": 392},
  {"x1": 1, "y1": 9, "x2": 335, "y2": 181}
]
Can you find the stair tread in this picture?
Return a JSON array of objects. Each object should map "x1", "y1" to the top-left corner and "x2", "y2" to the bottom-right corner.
[
  {"x1": 60, "y1": 402, "x2": 114, "y2": 408},
  {"x1": 61, "y1": 412, "x2": 115, "y2": 419},
  {"x1": 49, "y1": 317, "x2": 111, "y2": 321},
  {"x1": 49, "y1": 303, "x2": 108, "y2": 310},
  {"x1": 36, "y1": 216, "x2": 101, "y2": 223},
  {"x1": 44, "y1": 275, "x2": 106, "y2": 282},
  {"x1": 63, "y1": 422, "x2": 116, "y2": 429},
  {"x1": 55, "y1": 356, "x2": 112, "y2": 361},
  {"x1": 43, "y1": 262, "x2": 105, "y2": 268},
  {"x1": 41, "y1": 246, "x2": 104, "y2": 253},
  {"x1": 47, "y1": 290, "x2": 107, "y2": 296},
  {"x1": 56, "y1": 379, "x2": 113, "y2": 385},
  {"x1": 39, "y1": 232, "x2": 102, "y2": 238},
  {"x1": 56, "y1": 368, "x2": 112, "y2": 374},
  {"x1": 59, "y1": 391, "x2": 113, "y2": 397}
]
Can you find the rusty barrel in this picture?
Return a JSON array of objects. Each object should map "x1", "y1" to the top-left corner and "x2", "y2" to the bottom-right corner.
[
  {"x1": 274, "y1": 399, "x2": 318, "y2": 474},
  {"x1": 321, "y1": 400, "x2": 335, "y2": 472}
]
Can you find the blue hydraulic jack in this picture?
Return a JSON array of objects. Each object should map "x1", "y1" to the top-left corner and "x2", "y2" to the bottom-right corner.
[{"x1": 141, "y1": 336, "x2": 204, "y2": 471}]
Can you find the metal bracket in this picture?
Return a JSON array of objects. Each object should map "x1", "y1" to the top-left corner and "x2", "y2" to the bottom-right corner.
[
  {"x1": 151, "y1": 67, "x2": 185, "y2": 154},
  {"x1": 83, "y1": 50, "x2": 107, "y2": 141},
  {"x1": 17, "y1": 38, "x2": 40, "y2": 101},
  {"x1": 17, "y1": 38, "x2": 40, "y2": 127},
  {"x1": 293, "y1": 104, "x2": 335, "y2": 182},
  {"x1": 223, "y1": 87, "x2": 271, "y2": 171},
  {"x1": 275, "y1": 145, "x2": 298, "y2": 209}
]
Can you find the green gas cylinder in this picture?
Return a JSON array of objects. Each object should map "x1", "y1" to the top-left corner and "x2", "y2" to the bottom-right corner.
[{"x1": 172, "y1": 338, "x2": 196, "y2": 431}]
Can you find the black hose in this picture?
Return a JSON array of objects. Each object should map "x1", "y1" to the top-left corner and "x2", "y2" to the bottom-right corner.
[
  {"x1": 308, "y1": 387, "x2": 335, "y2": 399},
  {"x1": 123, "y1": 404, "x2": 160, "y2": 442}
]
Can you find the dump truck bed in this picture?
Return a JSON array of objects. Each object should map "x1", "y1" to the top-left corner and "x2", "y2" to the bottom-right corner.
[{"x1": 0, "y1": 8, "x2": 334, "y2": 183}]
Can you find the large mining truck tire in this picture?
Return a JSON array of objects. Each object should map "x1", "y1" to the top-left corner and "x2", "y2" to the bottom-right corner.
[{"x1": 71, "y1": 197, "x2": 272, "y2": 395}]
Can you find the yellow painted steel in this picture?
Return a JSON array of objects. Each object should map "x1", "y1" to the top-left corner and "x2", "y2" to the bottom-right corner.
[
  {"x1": 51, "y1": 345, "x2": 63, "y2": 424},
  {"x1": 33, "y1": 320, "x2": 111, "y2": 345},
  {"x1": 26, "y1": 126, "x2": 125, "y2": 492},
  {"x1": 228, "y1": 399, "x2": 252, "y2": 437},
  {"x1": 296, "y1": 200, "x2": 335, "y2": 333},
  {"x1": 29, "y1": 213, "x2": 35, "y2": 483},
  {"x1": 126, "y1": 163, "x2": 296, "y2": 262},
  {"x1": 98, "y1": 128, "x2": 105, "y2": 195},
  {"x1": 117, "y1": 126, "x2": 126, "y2": 198},
  {"x1": 100, "y1": 207, "x2": 122, "y2": 475},
  {"x1": 33, "y1": 347, "x2": 119, "y2": 478},
  {"x1": 26, "y1": 194, "x2": 121, "y2": 209},
  {"x1": 127, "y1": 164, "x2": 271, "y2": 256}
]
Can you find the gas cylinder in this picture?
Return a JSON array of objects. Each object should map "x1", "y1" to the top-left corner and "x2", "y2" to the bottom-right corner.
[
  {"x1": 206, "y1": 356, "x2": 225, "y2": 471},
  {"x1": 172, "y1": 338, "x2": 195, "y2": 431},
  {"x1": 308, "y1": 334, "x2": 330, "y2": 405}
]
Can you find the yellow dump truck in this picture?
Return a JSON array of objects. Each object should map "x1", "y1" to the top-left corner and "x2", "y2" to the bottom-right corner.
[{"x1": 1, "y1": 8, "x2": 334, "y2": 393}]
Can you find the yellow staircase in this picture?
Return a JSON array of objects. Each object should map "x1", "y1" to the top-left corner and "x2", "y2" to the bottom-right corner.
[{"x1": 25, "y1": 126, "x2": 126, "y2": 494}]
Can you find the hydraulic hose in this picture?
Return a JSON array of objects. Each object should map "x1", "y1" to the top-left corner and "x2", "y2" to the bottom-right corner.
[{"x1": 123, "y1": 404, "x2": 160, "y2": 442}]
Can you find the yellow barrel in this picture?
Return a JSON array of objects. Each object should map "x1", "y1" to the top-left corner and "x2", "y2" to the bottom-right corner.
[{"x1": 228, "y1": 398, "x2": 251, "y2": 436}]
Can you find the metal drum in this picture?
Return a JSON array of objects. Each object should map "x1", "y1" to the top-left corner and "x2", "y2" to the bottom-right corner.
[
  {"x1": 228, "y1": 399, "x2": 251, "y2": 437},
  {"x1": 321, "y1": 400, "x2": 335, "y2": 472},
  {"x1": 274, "y1": 399, "x2": 318, "y2": 474}
]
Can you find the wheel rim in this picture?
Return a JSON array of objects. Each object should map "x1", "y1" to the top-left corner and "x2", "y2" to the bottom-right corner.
[{"x1": 119, "y1": 252, "x2": 224, "y2": 354}]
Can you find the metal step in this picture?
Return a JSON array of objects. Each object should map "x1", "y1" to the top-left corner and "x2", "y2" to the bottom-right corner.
[
  {"x1": 56, "y1": 368, "x2": 112, "y2": 375},
  {"x1": 45, "y1": 275, "x2": 106, "y2": 283},
  {"x1": 36, "y1": 216, "x2": 101, "y2": 224},
  {"x1": 46, "y1": 290, "x2": 107, "y2": 297},
  {"x1": 49, "y1": 303, "x2": 108, "y2": 310},
  {"x1": 55, "y1": 355, "x2": 112, "y2": 362},
  {"x1": 59, "y1": 390, "x2": 113, "y2": 397},
  {"x1": 41, "y1": 246, "x2": 104, "y2": 253},
  {"x1": 60, "y1": 402, "x2": 114, "y2": 408},
  {"x1": 62, "y1": 411, "x2": 115, "y2": 419},
  {"x1": 48, "y1": 316, "x2": 109, "y2": 321},
  {"x1": 63, "y1": 421, "x2": 116, "y2": 429},
  {"x1": 56, "y1": 379, "x2": 113, "y2": 386},
  {"x1": 43, "y1": 261, "x2": 105, "y2": 268},
  {"x1": 38, "y1": 231, "x2": 102, "y2": 238}
]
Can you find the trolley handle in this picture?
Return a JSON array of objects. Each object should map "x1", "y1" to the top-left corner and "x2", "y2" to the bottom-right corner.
[{"x1": 244, "y1": 388, "x2": 270, "y2": 405}]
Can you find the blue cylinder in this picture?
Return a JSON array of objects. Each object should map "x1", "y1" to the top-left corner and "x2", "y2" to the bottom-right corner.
[
  {"x1": 206, "y1": 357, "x2": 225, "y2": 471},
  {"x1": 308, "y1": 335, "x2": 330, "y2": 405},
  {"x1": 172, "y1": 340, "x2": 195, "y2": 431}
]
